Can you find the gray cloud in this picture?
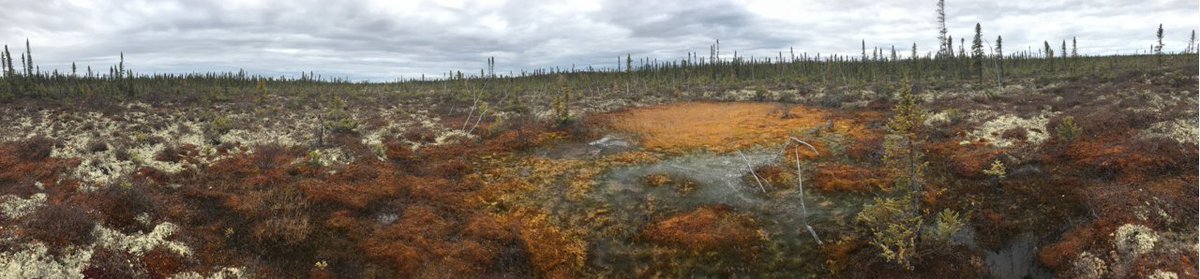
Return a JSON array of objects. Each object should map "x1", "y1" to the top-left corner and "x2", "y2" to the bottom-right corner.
[{"x1": 0, "y1": 0, "x2": 1195, "y2": 81}]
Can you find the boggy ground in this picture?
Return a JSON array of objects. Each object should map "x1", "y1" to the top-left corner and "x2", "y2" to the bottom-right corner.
[{"x1": 0, "y1": 65, "x2": 1197, "y2": 278}]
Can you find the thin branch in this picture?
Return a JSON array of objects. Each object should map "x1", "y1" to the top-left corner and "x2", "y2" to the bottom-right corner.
[
  {"x1": 792, "y1": 139, "x2": 822, "y2": 246},
  {"x1": 737, "y1": 150, "x2": 768, "y2": 193}
]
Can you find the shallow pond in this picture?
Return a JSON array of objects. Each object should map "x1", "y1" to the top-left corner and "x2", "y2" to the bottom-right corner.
[{"x1": 527, "y1": 137, "x2": 871, "y2": 276}]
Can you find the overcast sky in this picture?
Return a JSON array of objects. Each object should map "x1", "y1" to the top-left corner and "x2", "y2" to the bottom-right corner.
[{"x1": 0, "y1": 0, "x2": 1195, "y2": 81}]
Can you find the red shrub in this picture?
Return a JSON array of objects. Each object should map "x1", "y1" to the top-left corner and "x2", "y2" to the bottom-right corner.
[
  {"x1": 15, "y1": 136, "x2": 57, "y2": 161},
  {"x1": 22, "y1": 204, "x2": 97, "y2": 247},
  {"x1": 143, "y1": 248, "x2": 186, "y2": 278},
  {"x1": 83, "y1": 249, "x2": 146, "y2": 279},
  {"x1": 1038, "y1": 224, "x2": 1098, "y2": 270},
  {"x1": 811, "y1": 164, "x2": 885, "y2": 192},
  {"x1": 73, "y1": 186, "x2": 157, "y2": 233}
]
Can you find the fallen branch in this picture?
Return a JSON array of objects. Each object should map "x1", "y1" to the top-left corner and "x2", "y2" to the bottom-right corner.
[
  {"x1": 467, "y1": 103, "x2": 488, "y2": 134},
  {"x1": 737, "y1": 150, "x2": 768, "y2": 193},
  {"x1": 790, "y1": 137, "x2": 822, "y2": 246}
]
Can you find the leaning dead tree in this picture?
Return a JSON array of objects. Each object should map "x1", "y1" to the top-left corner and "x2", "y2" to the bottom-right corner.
[{"x1": 788, "y1": 137, "x2": 822, "y2": 246}]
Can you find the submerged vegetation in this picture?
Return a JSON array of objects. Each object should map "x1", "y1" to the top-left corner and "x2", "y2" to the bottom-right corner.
[{"x1": 0, "y1": 19, "x2": 1197, "y2": 278}]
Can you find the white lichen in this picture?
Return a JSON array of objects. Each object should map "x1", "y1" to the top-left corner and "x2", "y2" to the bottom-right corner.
[
  {"x1": 302, "y1": 148, "x2": 353, "y2": 167},
  {"x1": 1113, "y1": 223, "x2": 1158, "y2": 259},
  {"x1": 1070, "y1": 251, "x2": 1107, "y2": 279},
  {"x1": 434, "y1": 129, "x2": 475, "y2": 145},
  {"x1": 924, "y1": 110, "x2": 953, "y2": 127},
  {"x1": 0, "y1": 242, "x2": 93, "y2": 278},
  {"x1": 93, "y1": 222, "x2": 192, "y2": 257},
  {"x1": 1148, "y1": 270, "x2": 1178, "y2": 279},
  {"x1": 170, "y1": 267, "x2": 247, "y2": 279},
  {"x1": 966, "y1": 112, "x2": 1055, "y2": 148},
  {"x1": 0, "y1": 193, "x2": 47, "y2": 219},
  {"x1": 1141, "y1": 118, "x2": 1198, "y2": 145}
]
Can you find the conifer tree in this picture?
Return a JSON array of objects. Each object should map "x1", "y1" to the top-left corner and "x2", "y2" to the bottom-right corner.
[
  {"x1": 1061, "y1": 40, "x2": 1067, "y2": 59},
  {"x1": 885, "y1": 82, "x2": 926, "y2": 221},
  {"x1": 1156, "y1": 24, "x2": 1164, "y2": 55},
  {"x1": 995, "y1": 36, "x2": 1003, "y2": 58},
  {"x1": 936, "y1": 0, "x2": 947, "y2": 57},
  {"x1": 958, "y1": 38, "x2": 966, "y2": 57},
  {"x1": 995, "y1": 35, "x2": 1004, "y2": 85},
  {"x1": 972, "y1": 23, "x2": 984, "y2": 78},
  {"x1": 911, "y1": 43, "x2": 917, "y2": 60},
  {"x1": 862, "y1": 40, "x2": 868, "y2": 61},
  {"x1": 1044, "y1": 41, "x2": 1054, "y2": 58},
  {"x1": 119, "y1": 52, "x2": 125, "y2": 78},
  {"x1": 625, "y1": 53, "x2": 632, "y2": 74},
  {"x1": 1189, "y1": 30, "x2": 1197, "y2": 53},
  {"x1": 24, "y1": 38, "x2": 32, "y2": 75},
  {"x1": 1185, "y1": 29, "x2": 1195, "y2": 53},
  {"x1": 2, "y1": 45, "x2": 10, "y2": 76},
  {"x1": 946, "y1": 35, "x2": 954, "y2": 58}
]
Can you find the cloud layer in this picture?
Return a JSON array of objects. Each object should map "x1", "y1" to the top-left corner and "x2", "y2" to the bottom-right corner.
[{"x1": 0, "y1": 0, "x2": 1195, "y2": 81}]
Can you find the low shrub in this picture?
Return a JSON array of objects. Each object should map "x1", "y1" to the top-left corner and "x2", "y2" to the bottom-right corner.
[{"x1": 23, "y1": 204, "x2": 97, "y2": 247}]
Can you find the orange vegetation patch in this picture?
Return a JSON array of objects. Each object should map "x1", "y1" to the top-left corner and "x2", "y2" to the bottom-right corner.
[
  {"x1": 499, "y1": 207, "x2": 587, "y2": 279},
  {"x1": 811, "y1": 164, "x2": 885, "y2": 193},
  {"x1": 599, "y1": 102, "x2": 869, "y2": 153},
  {"x1": 642, "y1": 205, "x2": 765, "y2": 253}
]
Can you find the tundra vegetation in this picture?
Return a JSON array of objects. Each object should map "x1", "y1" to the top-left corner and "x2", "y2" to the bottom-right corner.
[{"x1": 0, "y1": 26, "x2": 1197, "y2": 278}]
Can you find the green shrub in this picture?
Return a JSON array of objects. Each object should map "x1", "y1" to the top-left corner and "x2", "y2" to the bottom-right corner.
[
  {"x1": 856, "y1": 197, "x2": 922, "y2": 270},
  {"x1": 924, "y1": 209, "x2": 966, "y2": 245},
  {"x1": 1055, "y1": 116, "x2": 1080, "y2": 141},
  {"x1": 211, "y1": 116, "x2": 233, "y2": 134},
  {"x1": 323, "y1": 95, "x2": 358, "y2": 134}
]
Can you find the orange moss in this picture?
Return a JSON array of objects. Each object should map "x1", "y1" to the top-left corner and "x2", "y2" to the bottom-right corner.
[
  {"x1": 754, "y1": 165, "x2": 798, "y2": 190},
  {"x1": 643, "y1": 173, "x2": 673, "y2": 187},
  {"x1": 642, "y1": 205, "x2": 765, "y2": 253},
  {"x1": 362, "y1": 205, "x2": 455, "y2": 276},
  {"x1": 604, "y1": 151, "x2": 662, "y2": 164},
  {"x1": 324, "y1": 210, "x2": 361, "y2": 232},
  {"x1": 599, "y1": 102, "x2": 869, "y2": 153},
  {"x1": 143, "y1": 248, "x2": 185, "y2": 278},
  {"x1": 1038, "y1": 224, "x2": 1099, "y2": 270},
  {"x1": 500, "y1": 208, "x2": 586, "y2": 279},
  {"x1": 300, "y1": 174, "x2": 406, "y2": 210},
  {"x1": 927, "y1": 141, "x2": 1003, "y2": 179},
  {"x1": 641, "y1": 172, "x2": 700, "y2": 194},
  {"x1": 251, "y1": 216, "x2": 312, "y2": 245},
  {"x1": 811, "y1": 164, "x2": 885, "y2": 192},
  {"x1": 463, "y1": 214, "x2": 516, "y2": 242},
  {"x1": 1066, "y1": 137, "x2": 1193, "y2": 182},
  {"x1": 821, "y1": 238, "x2": 865, "y2": 274}
]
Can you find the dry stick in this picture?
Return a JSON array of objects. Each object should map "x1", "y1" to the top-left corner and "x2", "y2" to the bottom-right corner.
[
  {"x1": 790, "y1": 137, "x2": 822, "y2": 245},
  {"x1": 462, "y1": 83, "x2": 479, "y2": 130},
  {"x1": 737, "y1": 150, "x2": 768, "y2": 193},
  {"x1": 467, "y1": 106, "x2": 487, "y2": 134}
]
